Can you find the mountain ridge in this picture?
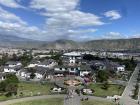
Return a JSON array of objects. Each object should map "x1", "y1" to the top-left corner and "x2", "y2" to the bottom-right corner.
[{"x1": 0, "y1": 34, "x2": 139, "y2": 50}]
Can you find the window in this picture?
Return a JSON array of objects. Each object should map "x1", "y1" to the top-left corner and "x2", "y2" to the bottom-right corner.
[{"x1": 71, "y1": 68, "x2": 74, "y2": 71}]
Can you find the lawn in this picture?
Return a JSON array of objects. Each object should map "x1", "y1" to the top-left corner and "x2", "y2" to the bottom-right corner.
[
  {"x1": 0, "y1": 82, "x2": 54, "y2": 101},
  {"x1": 17, "y1": 82, "x2": 54, "y2": 96},
  {"x1": 82, "y1": 99, "x2": 115, "y2": 105},
  {"x1": 10, "y1": 98, "x2": 63, "y2": 105},
  {"x1": 88, "y1": 83, "x2": 124, "y2": 97}
]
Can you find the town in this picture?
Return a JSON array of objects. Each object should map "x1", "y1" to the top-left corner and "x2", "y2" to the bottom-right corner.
[
  {"x1": 0, "y1": 0, "x2": 140, "y2": 105},
  {"x1": 0, "y1": 47, "x2": 139, "y2": 105}
]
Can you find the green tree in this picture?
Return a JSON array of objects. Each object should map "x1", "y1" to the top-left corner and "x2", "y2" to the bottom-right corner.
[
  {"x1": 20, "y1": 52, "x2": 33, "y2": 67},
  {"x1": 12, "y1": 53, "x2": 18, "y2": 61},
  {"x1": 5, "y1": 74, "x2": 19, "y2": 84},
  {"x1": 102, "y1": 82, "x2": 109, "y2": 90},
  {"x1": 0, "y1": 81, "x2": 6, "y2": 92},
  {"x1": 5, "y1": 83, "x2": 18, "y2": 96},
  {"x1": 96, "y1": 70, "x2": 109, "y2": 82},
  {"x1": 26, "y1": 68, "x2": 36, "y2": 79},
  {"x1": 0, "y1": 74, "x2": 19, "y2": 97},
  {"x1": 30, "y1": 73, "x2": 36, "y2": 79},
  {"x1": 4, "y1": 74, "x2": 19, "y2": 97},
  {"x1": 0, "y1": 53, "x2": 9, "y2": 66},
  {"x1": 58, "y1": 59, "x2": 63, "y2": 65}
]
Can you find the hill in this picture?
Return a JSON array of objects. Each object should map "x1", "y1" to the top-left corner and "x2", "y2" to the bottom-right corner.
[{"x1": 0, "y1": 34, "x2": 139, "y2": 50}]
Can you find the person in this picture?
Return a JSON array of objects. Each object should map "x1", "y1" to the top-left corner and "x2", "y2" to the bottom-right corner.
[
  {"x1": 85, "y1": 97, "x2": 89, "y2": 100},
  {"x1": 115, "y1": 98, "x2": 117, "y2": 102}
]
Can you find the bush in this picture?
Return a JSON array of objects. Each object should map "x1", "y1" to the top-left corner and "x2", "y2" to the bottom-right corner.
[
  {"x1": 96, "y1": 70, "x2": 109, "y2": 82},
  {"x1": 0, "y1": 74, "x2": 19, "y2": 97},
  {"x1": 101, "y1": 82, "x2": 109, "y2": 90}
]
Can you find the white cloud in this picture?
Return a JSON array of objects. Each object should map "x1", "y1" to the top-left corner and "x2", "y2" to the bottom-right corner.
[
  {"x1": 103, "y1": 32, "x2": 123, "y2": 39},
  {"x1": 0, "y1": 7, "x2": 46, "y2": 40},
  {"x1": 30, "y1": 0, "x2": 79, "y2": 12},
  {"x1": 0, "y1": 7, "x2": 26, "y2": 25},
  {"x1": 104, "y1": 10, "x2": 122, "y2": 20},
  {"x1": 130, "y1": 34, "x2": 140, "y2": 38},
  {"x1": 68, "y1": 29, "x2": 97, "y2": 34},
  {"x1": 0, "y1": 0, "x2": 23, "y2": 8},
  {"x1": 0, "y1": 0, "x2": 106, "y2": 41},
  {"x1": 29, "y1": 0, "x2": 104, "y2": 40},
  {"x1": 46, "y1": 11, "x2": 104, "y2": 27}
]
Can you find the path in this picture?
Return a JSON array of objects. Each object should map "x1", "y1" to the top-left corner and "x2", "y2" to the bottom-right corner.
[
  {"x1": 120, "y1": 63, "x2": 140, "y2": 105},
  {"x1": 64, "y1": 94, "x2": 81, "y2": 105}
]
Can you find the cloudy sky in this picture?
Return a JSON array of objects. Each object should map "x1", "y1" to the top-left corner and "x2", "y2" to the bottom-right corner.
[{"x1": 0, "y1": 0, "x2": 140, "y2": 41}]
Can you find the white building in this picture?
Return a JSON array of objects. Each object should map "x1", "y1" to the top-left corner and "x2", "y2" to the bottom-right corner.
[
  {"x1": 27, "y1": 61, "x2": 40, "y2": 68},
  {"x1": 0, "y1": 73, "x2": 6, "y2": 81},
  {"x1": 5, "y1": 61, "x2": 22, "y2": 67},
  {"x1": 37, "y1": 60, "x2": 57, "y2": 68},
  {"x1": 63, "y1": 52, "x2": 82, "y2": 64},
  {"x1": 116, "y1": 66, "x2": 125, "y2": 72},
  {"x1": 4, "y1": 67, "x2": 17, "y2": 73}
]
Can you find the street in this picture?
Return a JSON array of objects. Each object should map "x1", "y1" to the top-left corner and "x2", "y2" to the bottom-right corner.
[{"x1": 120, "y1": 63, "x2": 140, "y2": 105}]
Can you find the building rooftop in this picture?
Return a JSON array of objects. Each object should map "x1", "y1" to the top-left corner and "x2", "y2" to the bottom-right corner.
[{"x1": 63, "y1": 52, "x2": 81, "y2": 57}]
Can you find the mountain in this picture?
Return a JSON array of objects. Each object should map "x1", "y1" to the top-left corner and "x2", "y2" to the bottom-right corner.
[
  {"x1": 0, "y1": 34, "x2": 33, "y2": 42},
  {"x1": 0, "y1": 34, "x2": 140, "y2": 50},
  {"x1": 41, "y1": 39, "x2": 81, "y2": 49},
  {"x1": 84, "y1": 38, "x2": 140, "y2": 50},
  {"x1": 42, "y1": 38, "x2": 140, "y2": 50},
  {"x1": 0, "y1": 34, "x2": 39, "y2": 48}
]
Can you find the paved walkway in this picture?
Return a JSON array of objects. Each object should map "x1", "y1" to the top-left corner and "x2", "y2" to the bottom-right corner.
[
  {"x1": 120, "y1": 63, "x2": 140, "y2": 105},
  {"x1": 64, "y1": 94, "x2": 81, "y2": 105},
  {"x1": 0, "y1": 94, "x2": 111, "y2": 105}
]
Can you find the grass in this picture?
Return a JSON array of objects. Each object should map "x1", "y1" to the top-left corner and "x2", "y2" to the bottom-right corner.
[
  {"x1": 10, "y1": 98, "x2": 63, "y2": 105},
  {"x1": 81, "y1": 99, "x2": 115, "y2": 105},
  {"x1": 17, "y1": 82, "x2": 54, "y2": 96},
  {"x1": 88, "y1": 83, "x2": 124, "y2": 97},
  {"x1": 0, "y1": 95, "x2": 11, "y2": 101},
  {"x1": 0, "y1": 82, "x2": 54, "y2": 101}
]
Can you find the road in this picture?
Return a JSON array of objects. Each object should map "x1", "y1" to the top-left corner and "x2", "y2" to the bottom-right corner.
[
  {"x1": 0, "y1": 94, "x2": 110, "y2": 105},
  {"x1": 120, "y1": 63, "x2": 140, "y2": 105},
  {"x1": 64, "y1": 94, "x2": 81, "y2": 105},
  {"x1": 63, "y1": 93, "x2": 110, "y2": 105},
  {"x1": 0, "y1": 95, "x2": 64, "y2": 105}
]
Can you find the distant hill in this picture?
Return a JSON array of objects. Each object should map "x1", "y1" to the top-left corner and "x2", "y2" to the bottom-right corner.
[
  {"x1": 84, "y1": 38, "x2": 140, "y2": 50},
  {"x1": 41, "y1": 38, "x2": 140, "y2": 50},
  {"x1": 41, "y1": 39, "x2": 81, "y2": 49},
  {"x1": 0, "y1": 34, "x2": 39, "y2": 48},
  {"x1": 0, "y1": 34, "x2": 33, "y2": 42},
  {"x1": 0, "y1": 34, "x2": 140, "y2": 50}
]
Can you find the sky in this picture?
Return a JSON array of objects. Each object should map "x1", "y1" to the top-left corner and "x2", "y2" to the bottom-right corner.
[{"x1": 0, "y1": 0, "x2": 140, "y2": 41}]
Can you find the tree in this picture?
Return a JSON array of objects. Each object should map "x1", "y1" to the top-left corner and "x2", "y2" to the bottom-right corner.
[
  {"x1": 30, "y1": 73, "x2": 36, "y2": 79},
  {"x1": 0, "y1": 81, "x2": 6, "y2": 92},
  {"x1": 20, "y1": 52, "x2": 33, "y2": 67},
  {"x1": 27, "y1": 68, "x2": 36, "y2": 79},
  {"x1": 5, "y1": 74, "x2": 19, "y2": 84},
  {"x1": 51, "y1": 54, "x2": 61, "y2": 61},
  {"x1": 83, "y1": 54, "x2": 103, "y2": 61},
  {"x1": 58, "y1": 59, "x2": 63, "y2": 65},
  {"x1": 0, "y1": 53, "x2": 8, "y2": 66},
  {"x1": 83, "y1": 54, "x2": 93, "y2": 61},
  {"x1": 96, "y1": 70, "x2": 109, "y2": 82},
  {"x1": 0, "y1": 74, "x2": 19, "y2": 97},
  {"x1": 12, "y1": 53, "x2": 18, "y2": 61},
  {"x1": 5, "y1": 83, "x2": 18, "y2": 97},
  {"x1": 102, "y1": 82, "x2": 109, "y2": 90}
]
